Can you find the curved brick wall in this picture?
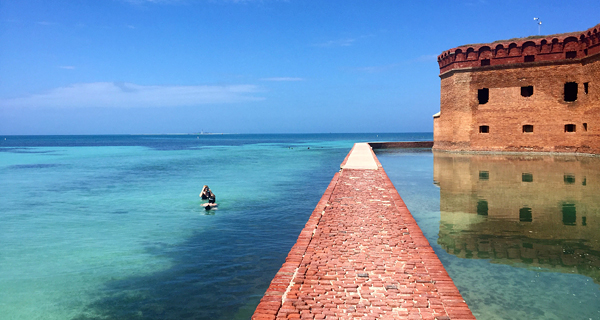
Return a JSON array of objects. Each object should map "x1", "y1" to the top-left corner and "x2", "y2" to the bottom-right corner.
[
  {"x1": 434, "y1": 23, "x2": 600, "y2": 155},
  {"x1": 438, "y1": 24, "x2": 600, "y2": 74}
]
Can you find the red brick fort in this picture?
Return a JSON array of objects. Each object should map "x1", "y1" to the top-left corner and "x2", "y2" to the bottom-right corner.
[{"x1": 434, "y1": 23, "x2": 600, "y2": 154}]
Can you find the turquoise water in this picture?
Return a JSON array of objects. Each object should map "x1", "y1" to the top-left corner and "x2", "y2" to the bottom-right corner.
[
  {"x1": 0, "y1": 133, "x2": 430, "y2": 320},
  {"x1": 376, "y1": 149, "x2": 600, "y2": 320}
]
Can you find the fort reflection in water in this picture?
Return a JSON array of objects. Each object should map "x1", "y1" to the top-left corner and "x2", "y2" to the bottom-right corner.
[{"x1": 433, "y1": 151, "x2": 600, "y2": 283}]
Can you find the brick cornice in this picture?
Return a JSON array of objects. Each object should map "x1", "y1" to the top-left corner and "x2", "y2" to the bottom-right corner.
[{"x1": 438, "y1": 23, "x2": 600, "y2": 74}]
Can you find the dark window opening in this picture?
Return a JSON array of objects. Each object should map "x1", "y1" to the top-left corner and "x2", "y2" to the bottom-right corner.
[
  {"x1": 564, "y1": 124, "x2": 576, "y2": 132},
  {"x1": 583, "y1": 123, "x2": 588, "y2": 131},
  {"x1": 564, "y1": 82, "x2": 578, "y2": 102},
  {"x1": 582, "y1": 216, "x2": 587, "y2": 226},
  {"x1": 523, "y1": 243, "x2": 533, "y2": 249},
  {"x1": 479, "y1": 125, "x2": 489, "y2": 133},
  {"x1": 479, "y1": 171, "x2": 489, "y2": 180},
  {"x1": 584, "y1": 49, "x2": 588, "y2": 55},
  {"x1": 477, "y1": 199, "x2": 488, "y2": 216},
  {"x1": 584, "y1": 82, "x2": 589, "y2": 94},
  {"x1": 562, "y1": 203, "x2": 576, "y2": 226},
  {"x1": 519, "y1": 207, "x2": 532, "y2": 222},
  {"x1": 564, "y1": 174, "x2": 576, "y2": 184},
  {"x1": 481, "y1": 59, "x2": 490, "y2": 66},
  {"x1": 522, "y1": 173, "x2": 533, "y2": 182},
  {"x1": 566, "y1": 51, "x2": 577, "y2": 59},
  {"x1": 478, "y1": 88, "x2": 489, "y2": 104},
  {"x1": 524, "y1": 55, "x2": 535, "y2": 62},
  {"x1": 521, "y1": 86, "x2": 534, "y2": 97},
  {"x1": 523, "y1": 125, "x2": 534, "y2": 133},
  {"x1": 582, "y1": 177, "x2": 587, "y2": 186}
]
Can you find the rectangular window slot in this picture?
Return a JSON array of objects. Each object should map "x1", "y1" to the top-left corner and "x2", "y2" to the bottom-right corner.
[
  {"x1": 478, "y1": 88, "x2": 489, "y2": 104},
  {"x1": 481, "y1": 59, "x2": 490, "y2": 66},
  {"x1": 522, "y1": 124, "x2": 534, "y2": 133},
  {"x1": 524, "y1": 55, "x2": 535, "y2": 62},
  {"x1": 583, "y1": 123, "x2": 587, "y2": 131},
  {"x1": 584, "y1": 82, "x2": 589, "y2": 94},
  {"x1": 564, "y1": 82, "x2": 578, "y2": 102},
  {"x1": 566, "y1": 51, "x2": 577, "y2": 59},
  {"x1": 479, "y1": 125, "x2": 489, "y2": 133},
  {"x1": 564, "y1": 174, "x2": 576, "y2": 184},
  {"x1": 562, "y1": 203, "x2": 576, "y2": 225},
  {"x1": 479, "y1": 171, "x2": 489, "y2": 180},
  {"x1": 521, "y1": 86, "x2": 533, "y2": 97},
  {"x1": 582, "y1": 216, "x2": 587, "y2": 226},
  {"x1": 519, "y1": 207, "x2": 532, "y2": 222},
  {"x1": 522, "y1": 173, "x2": 533, "y2": 182},
  {"x1": 564, "y1": 124, "x2": 576, "y2": 132},
  {"x1": 477, "y1": 199, "x2": 488, "y2": 216}
]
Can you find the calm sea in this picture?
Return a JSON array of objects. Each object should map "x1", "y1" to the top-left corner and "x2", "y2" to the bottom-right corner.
[
  {"x1": 0, "y1": 133, "x2": 428, "y2": 320},
  {"x1": 2, "y1": 134, "x2": 598, "y2": 320}
]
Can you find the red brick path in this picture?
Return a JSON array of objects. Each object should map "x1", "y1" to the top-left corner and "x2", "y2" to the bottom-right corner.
[{"x1": 252, "y1": 148, "x2": 475, "y2": 320}]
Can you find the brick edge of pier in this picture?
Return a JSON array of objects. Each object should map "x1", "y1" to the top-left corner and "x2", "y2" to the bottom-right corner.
[{"x1": 252, "y1": 141, "x2": 474, "y2": 320}]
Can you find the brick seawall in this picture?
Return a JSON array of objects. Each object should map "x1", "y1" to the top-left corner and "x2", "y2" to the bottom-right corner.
[{"x1": 252, "y1": 143, "x2": 474, "y2": 320}]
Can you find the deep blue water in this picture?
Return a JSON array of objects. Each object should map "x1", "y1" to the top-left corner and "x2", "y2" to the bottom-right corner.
[{"x1": 0, "y1": 133, "x2": 430, "y2": 320}]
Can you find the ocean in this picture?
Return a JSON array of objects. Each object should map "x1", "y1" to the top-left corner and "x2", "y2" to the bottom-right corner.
[
  {"x1": 0, "y1": 133, "x2": 427, "y2": 320},
  {"x1": 2, "y1": 134, "x2": 599, "y2": 320}
]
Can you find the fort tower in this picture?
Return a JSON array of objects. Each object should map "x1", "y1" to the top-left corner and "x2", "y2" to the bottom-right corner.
[{"x1": 434, "y1": 23, "x2": 600, "y2": 154}]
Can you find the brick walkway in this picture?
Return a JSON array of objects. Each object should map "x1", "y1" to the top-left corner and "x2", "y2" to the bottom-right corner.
[{"x1": 252, "y1": 144, "x2": 475, "y2": 320}]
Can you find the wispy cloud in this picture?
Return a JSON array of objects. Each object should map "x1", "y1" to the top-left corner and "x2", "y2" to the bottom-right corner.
[
  {"x1": 0, "y1": 82, "x2": 264, "y2": 109},
  {"x1": 414, "y1": 54, "x2": 438, "y2": 62},
  {"x1": 260, "y1": 77, "x2": 304, "y2": 82},
  {"x1": 313, "y1": 38, "x2": 356, "y2": 48},
  {"x1": 349, "y1": 54, "x2": 438, "y2": 73},
  {"x1": 313, "y1": 34, "x2": 374, "y2": 48},
  {"x1": 122, "y1": 0, "x2": 282, "y2": 4},
  {"x1": 351, "y1": 63, "x2": 402, "y2": 73},
  {"x1": 58, "y1": 66, "x2": 76, "y2": 70},
  {"x1": 36, "y1": 21, "x2": 56, "y2": 26}
]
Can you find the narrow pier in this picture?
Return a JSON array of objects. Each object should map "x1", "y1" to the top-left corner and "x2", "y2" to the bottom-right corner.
[{"x1": 253, "y1": 143, "x2": 475, "y2": 320}]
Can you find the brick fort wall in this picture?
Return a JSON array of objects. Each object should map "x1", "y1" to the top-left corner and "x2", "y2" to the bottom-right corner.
[{"x1": 434, "y1": 23, "x2": 600, "y2": 154}]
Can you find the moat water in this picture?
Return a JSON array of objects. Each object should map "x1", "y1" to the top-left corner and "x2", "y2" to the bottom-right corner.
[{"x1": 377, "y1": 149, "x2": 600, "y2": 320}]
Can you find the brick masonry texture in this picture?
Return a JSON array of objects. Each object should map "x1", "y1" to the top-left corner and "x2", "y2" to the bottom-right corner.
[
  {"x1": 252, "y1": 146, "x2": 475, "y2": 320},
  {"x1": 434, "y1": 23, "x2": 600, "y2": 155}
]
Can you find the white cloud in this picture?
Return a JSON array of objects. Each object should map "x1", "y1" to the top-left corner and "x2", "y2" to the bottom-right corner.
[
  {"x1": 0, "y1": 82, "x2": 264, "y2": 108},
  {"x1": 260, "y1": 77, "x2": 304, "y2": 82}
]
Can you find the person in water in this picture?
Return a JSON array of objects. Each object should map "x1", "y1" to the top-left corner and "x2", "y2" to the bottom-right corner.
[
  {"x1": 200, "y1": 185, "x2": 214, "y2": 200},
  {"x1": 200, "y1": 185, "x2": 217, "y2": 210}
]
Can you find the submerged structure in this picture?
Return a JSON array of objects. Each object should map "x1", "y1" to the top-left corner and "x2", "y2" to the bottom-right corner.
[{"x1": 434, "y1": 23, "x2": 600, "y2": 154}]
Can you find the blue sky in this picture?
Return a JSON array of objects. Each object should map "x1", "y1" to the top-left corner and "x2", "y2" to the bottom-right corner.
[{"x1": 1, "y1": 0, "x2": 598, "y2": 134}]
